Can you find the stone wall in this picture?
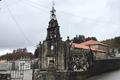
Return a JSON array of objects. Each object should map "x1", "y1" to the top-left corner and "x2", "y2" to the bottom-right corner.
[
  {"x1": 33, "y1": 58, "x2": 120, "y2": 80},
  {"x1": 33, "y1": 70, "x2": 88, "y2": 80},
  {"x1": 88, "y1": 59, "x2": 120, "y2": 76}
]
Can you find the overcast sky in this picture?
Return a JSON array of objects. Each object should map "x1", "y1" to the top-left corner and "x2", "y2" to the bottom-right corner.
[{"x1": 0, "y1": 0, "x2": 120, "y2": 55}]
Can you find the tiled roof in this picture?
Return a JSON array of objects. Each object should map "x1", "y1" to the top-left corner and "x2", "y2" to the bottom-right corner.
[
  {"x1": 80, "y1": 40, "x2": 108, "y2": 46},
  {"x1": 12, "y1": 52, "x2": 34, "y2": 60},
  {"x1": 0, "y1": 52, "x2": 34, "y2": 60},
  {"x1": 0, "y1": 60, "x2": 6, "y2": 64},
  {"x1": 72, "y1": 43, "x2": 89, "y2": 49},
  {"x1": 72, "y1": 42, "x2": 106, "y2": 53}
]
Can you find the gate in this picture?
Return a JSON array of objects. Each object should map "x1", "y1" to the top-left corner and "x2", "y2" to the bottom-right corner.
[
  {"x1": 10, "y1": 62, "x2": 25, "y2": 80},
  {"x1": 0, "y1": 62, "x2": 11, "y2": 80},
  {"x1": 0, "y1": 61, "x2": 25, "y2": 80},
  {"x1": 0, "y1": 72, "x2": 11, "y2": 80}
]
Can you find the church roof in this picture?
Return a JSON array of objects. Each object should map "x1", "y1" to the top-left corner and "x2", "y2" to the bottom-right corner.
[
  {"x1": 80, "y1": 40, "x2": 108, "y2": 46},
  {"x1": 72, "y1": 42, "x2": 106, "y2": 53}
]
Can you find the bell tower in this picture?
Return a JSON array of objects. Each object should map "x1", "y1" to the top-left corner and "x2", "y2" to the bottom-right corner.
[
  {"x1": 46, "y1": 2, "x2": 61, "y2": 41},
  {"x1": 46, "y1": 1, "x2": 62, "y2": 70}
]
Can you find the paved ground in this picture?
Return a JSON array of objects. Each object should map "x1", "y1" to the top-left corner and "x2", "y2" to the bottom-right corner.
[
  {"x1": 87, "y1": 69, "x2": 120, "y2": 80},
  {"x1": 23, "y1": 69, "x2": 120, "y2": 80},
  {"x1": 0, "y1": 69, "x2": 32, "y2": 80},
  {"x1": 23, "y1": 70, "x2": 32, "y2": 80}
]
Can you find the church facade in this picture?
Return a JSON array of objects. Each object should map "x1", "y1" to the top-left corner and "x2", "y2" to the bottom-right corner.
[{"x1": 38, "y1": 5, "x2": 70, "y2": 71}]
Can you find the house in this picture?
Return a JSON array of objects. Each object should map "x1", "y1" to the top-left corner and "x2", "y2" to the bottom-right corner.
[
  {"x1": 0, "y1": 48, "x2": 34, "y2": 70},
  {"x1": 12, "y1": 52, "x2": 34, "y2": 70},
  {"x1": 72, "y1": 40, "x2": 110, "y2": 60},
  {"x1": 0, "y1": 60, "x2": 9, "y2": 71}
]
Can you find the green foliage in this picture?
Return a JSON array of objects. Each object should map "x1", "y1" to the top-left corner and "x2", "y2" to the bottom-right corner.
[
  {"x1": 85, "y1": 37, "x2": 97, "y2": 41},
  {"x1": 13, "y1": 48, "x2": 27, "y2": 53},
  {"x1": 102, "y1": 36, "x2": 120, "y2": 48},
  {"x1": 118, "y1": 48, "x2": 120, "y2": 53},
  {"x1": 72, "y1": 35, "x2": 85, "y2": 43},
  {"x1": 34, "y1": 47, "x2": 40, "y2": 58},
  {"x1": 34, "y1": 42, "x2": 42, "y2": 58},
  {"x1": 114, "y1": 37, "x2": 120, "y2": 48},
  {"x1": 72, "y1": 35, "x2": 97, "y2": 44}
]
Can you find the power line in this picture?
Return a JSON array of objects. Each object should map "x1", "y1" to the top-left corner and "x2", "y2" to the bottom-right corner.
[
  {"x1": 21, "y1": 0, "x2": 120, "y2": 26},
  {"x1": 20, "y1": 0, "x2": 48, "y2": 14},
  {"x1": 19, "y1": 0, "x2": 48, "y2": 42},
  {"x1": 17, "y1": 0, "x2": 47, "y2": 47},
  {"x1": 2, "y1": 0, "x2": 120, "y2": 46},
  {"x1": 4, "y1": 0, "x2": 120, "y2": 29},
  {"x1": 3, "y1": 0, "x2": 34, "y2": 47},
  {"x1": 52, "y1": 8, "x2": 120, "y2": 26},
  {"x1": 2, "y1": 0, "x2": 118, "y2": 27},
  {"x1": 26, "y1": 0, "x2": 49, "y2": 9},
  {"x1": 11, "y1": 0, "x2": 48, "y2": 47}
]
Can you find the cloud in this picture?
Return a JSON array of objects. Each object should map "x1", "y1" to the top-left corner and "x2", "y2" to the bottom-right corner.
[
  {"x1": 0, "y1": 0, "x2": 120, "y2": 52},
  {"x1": 0, "y1": 49, "x2": 12, "y2": 55}
]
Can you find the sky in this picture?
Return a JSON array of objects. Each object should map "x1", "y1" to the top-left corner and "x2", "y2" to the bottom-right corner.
[{"x1": 0, "y1": 0, "x2": 120, "y2": 55}]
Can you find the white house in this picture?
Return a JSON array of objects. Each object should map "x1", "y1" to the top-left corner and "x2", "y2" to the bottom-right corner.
[{"x1": 0, "y1": 48, "x2": 34, "y2": 70}]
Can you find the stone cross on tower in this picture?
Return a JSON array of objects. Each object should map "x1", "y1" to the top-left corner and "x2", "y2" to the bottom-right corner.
[
  {"x1": 46, "y1": 1, "x2": 61, "y2": 41},
  {"x1": 50, "y1": 1, "x2": 56, "y2": 20}
]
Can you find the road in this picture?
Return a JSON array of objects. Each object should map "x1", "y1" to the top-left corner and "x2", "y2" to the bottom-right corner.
[
  {"x1": 86, "y1": 69, "x2": 120, "y2": 80},
  {"x1": 23, "y1": 69, "x2": 120, "y2": 80},
  {"x1": 23, "y1": 70, "x2": 32, "y2": 80}
]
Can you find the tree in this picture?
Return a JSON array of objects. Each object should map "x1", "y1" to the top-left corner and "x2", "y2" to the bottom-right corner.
[
  {"x1": 85, "y1": 37, "x2": 97, "y2": 41},
  {"x1": 34, "y1": 47, "x2": 40, "y2": 58},
  {"x1": 23, "y1": 48, "x2": 27, "y2": 52},
  {"x1": 114, "y1": 37, "x2": 120, "y2": 43},
  {"x1": 114, "y1": 37, "x2": 120, "y2": 48},
  {"x1": 13, "y1": 48, "x2": 27, "y2": 53},
  {"x1": 118, "y1": 48, "x2": 120, "y2": 53},
  {"x1": 34, "y1": 41, "x2": 42, "y2": 58},
  {"x1": 72, "y1": 35, "x2": 85, "y2": 43}
]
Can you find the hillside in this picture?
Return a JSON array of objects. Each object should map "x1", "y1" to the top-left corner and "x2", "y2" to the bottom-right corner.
[{"x1": 102, "y1": 36, "x2": 120, "y2": 48}]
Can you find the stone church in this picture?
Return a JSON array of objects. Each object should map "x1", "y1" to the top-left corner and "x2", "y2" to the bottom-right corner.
[
  {"x1": 38, "y1": 4, "x2": 70, "y2": 71},
  {"x1": 33, "y1": 3, "x2": 112, "y2": 80}
]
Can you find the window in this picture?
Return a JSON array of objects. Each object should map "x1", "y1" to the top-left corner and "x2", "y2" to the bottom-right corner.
[
  {"x1": 49, "y1": 60, "x2": 54, "y2": 64},
  {"x1": 51, "y1": 45, "x2": 54, "y2": 50}
]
